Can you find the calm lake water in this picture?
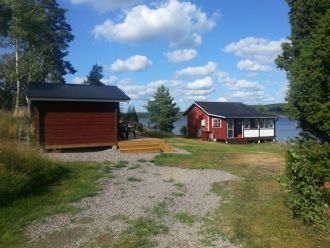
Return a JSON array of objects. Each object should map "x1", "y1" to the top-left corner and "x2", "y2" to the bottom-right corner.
[{"x1": 140, "y1": 116, "x2": 300, "y2": 141}]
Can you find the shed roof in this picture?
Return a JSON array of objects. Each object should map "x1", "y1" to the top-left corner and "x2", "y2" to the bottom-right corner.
[
  {"x1": 185, "y1": 101, "x2": 276, "y2": 118},
  {"x1": 27, "y1": 83, "x2": 130, "y2": 102}
]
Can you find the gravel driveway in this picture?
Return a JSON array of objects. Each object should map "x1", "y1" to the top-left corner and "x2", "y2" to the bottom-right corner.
[{"x1": 27, "y1": 150, "x2": 238, "y2": 248}]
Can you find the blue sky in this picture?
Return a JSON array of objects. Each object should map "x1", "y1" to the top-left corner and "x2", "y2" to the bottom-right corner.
[{"x1": 60, "y1": 0, "x2": 290, "y2": 111}]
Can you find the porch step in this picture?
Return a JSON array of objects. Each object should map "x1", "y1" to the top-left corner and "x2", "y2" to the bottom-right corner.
[{"x1": 118, "y1": 138, "x2": 173, "y2": 153}]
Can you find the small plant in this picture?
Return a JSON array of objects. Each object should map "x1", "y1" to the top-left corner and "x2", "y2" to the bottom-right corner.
[
  {"x1": 115, "y1": 160, "x2": 129, "y2": 168},
  {"x1": 180, "y1": 126, "x2": 187, "y2": 136},
  {"x1": 128, "y1": 164, "x2": 140, "y2": 170},
  {"x1": 174, "y1": 212, "x2": 196, "y2": 225},
  {"x1": 137, "y1": 158, "x2": 147, "y2": 163},
  {"x1": 173, "y1": 182, "x2": 185, "y2": 191},
  {"x1": 163, "y1": 178, "x2": 175, "y2": 183},
  {"x1": 150, "y1": 201, "x2": 168, "y2": 218},
  {"x1": 127, "y1": 177, "x2": 142, "y2": 182},
  {"x1": 171, "y1": 191, "x2": 185, "y2": 197}
]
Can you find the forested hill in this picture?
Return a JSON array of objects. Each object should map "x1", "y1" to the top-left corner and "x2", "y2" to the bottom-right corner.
[
  {"x1": 250, "y1": 103, "x2": 288, "y2": 116},
  {"x1": 137, "y1": 103, "x2": 288, "y2": 118}
]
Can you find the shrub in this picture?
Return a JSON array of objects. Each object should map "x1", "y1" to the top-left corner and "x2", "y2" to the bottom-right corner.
[
  {"x1": 143, "y1": 130, "x2": 174, "y2": 139},
  {"x1": 136, "y1": 123, "x2": 144, "y2": 132},
  {"x1": 180, "y1": 126, "x2": 187, "y2": 136},
  {"x1": 0, "y1": 141, "x2": 67, "y2": 206},
  {"x1": 282, "y1": 138, "x2": 330, "y2": 224}
]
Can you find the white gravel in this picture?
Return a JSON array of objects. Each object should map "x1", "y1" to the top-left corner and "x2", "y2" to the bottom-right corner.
[{"x1": 27, "y1": 149, "x2": 238, "y2": 248}]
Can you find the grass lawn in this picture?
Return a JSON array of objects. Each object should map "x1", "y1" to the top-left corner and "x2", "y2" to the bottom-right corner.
[
  {"x1": 154, "y1": 137, "x2": 330, "y2": 248},
  {"x1": 0, "y1": 161, "x2": 110, "y2": 248}
]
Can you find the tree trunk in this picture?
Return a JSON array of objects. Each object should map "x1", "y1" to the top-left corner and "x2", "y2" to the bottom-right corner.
[{"x1": 14, "y1": 39, "x2": 20, "y2": 115}]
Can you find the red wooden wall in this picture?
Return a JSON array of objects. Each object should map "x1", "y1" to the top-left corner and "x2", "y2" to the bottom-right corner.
[
  {"x1": 31, "y1": 101, "x2": 119, "y2": 149},
  {"x1": 186, "y1": 105, "x2": 227, "y2": 140}
]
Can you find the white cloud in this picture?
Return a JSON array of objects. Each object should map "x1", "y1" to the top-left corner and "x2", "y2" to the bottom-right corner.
[
  {"x1": 217, "y1": 97, "x2": 227, "y2": 102},
  {"x1": 176, "y1": 61, "x2": 217, "y2": 77},
  {"x1": 93, "y1": 0, "x2": 216, "y2": 47},
  {"x1": 70, "y1": 0, "x2": 140, "y2": 12},
  {"x1": 237, "y1": 59, "x2": 271, "y2": 72},
  {"x1": 218, "y1": 71, "x2": 263, "y2": 91},
  {"x1": 230, "y1": 91, "x2": 274, "y2": 102},
  {"x1": 224, "y1": 37, "x2": 288, "y2": 63},
  {"x1": 186, "y1": 77, "x2": 212, "y2": 90},
  {"x1": 165, "y1": 49, "x2": 197, "y2": 63},
  {"x1": 72, "y1": 77, "x2": 86, "y2": 84},
  {"x1": 110, "y1": 55, "x2": 152, "y2": 72}
]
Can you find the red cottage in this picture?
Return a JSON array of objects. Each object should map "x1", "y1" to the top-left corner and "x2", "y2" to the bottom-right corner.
[
  {"x1": 184, "y1": 101, "x2": 277, "y2": 143},
  {"x1": 27, "y1": 83, "x2": 130, "y2": 149}
]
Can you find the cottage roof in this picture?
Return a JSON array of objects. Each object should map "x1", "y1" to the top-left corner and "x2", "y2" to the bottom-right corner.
[
  {"x1": 185, "y1": 101, "x2": 275, "y2": 118},
  {"x1": 27, "y1": 83, "x2": 130, "y2": 102}
]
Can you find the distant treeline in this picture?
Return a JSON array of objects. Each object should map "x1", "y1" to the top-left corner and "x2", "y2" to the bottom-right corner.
[{"x1": 250, "y1": 103, "x2": 288, "y2": 116}]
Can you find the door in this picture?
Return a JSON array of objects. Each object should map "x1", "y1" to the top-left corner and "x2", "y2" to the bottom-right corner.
[{"x1": 234, "y1": 119, "x2": 242, "y2": 138}]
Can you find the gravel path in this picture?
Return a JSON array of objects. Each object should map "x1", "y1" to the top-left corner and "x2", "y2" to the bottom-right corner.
[{"x1": 27, "y1": 150, "x2": 238, "y2": 248}]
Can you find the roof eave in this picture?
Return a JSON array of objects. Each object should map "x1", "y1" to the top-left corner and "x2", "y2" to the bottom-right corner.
[{"x1": 28, "y1": 97, "x2": 130, "y2": 103}]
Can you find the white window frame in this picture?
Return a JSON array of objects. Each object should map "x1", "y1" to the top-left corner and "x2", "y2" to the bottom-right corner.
[{"x1": 212, "y1": 118, "x2": 221, "y2": 128}]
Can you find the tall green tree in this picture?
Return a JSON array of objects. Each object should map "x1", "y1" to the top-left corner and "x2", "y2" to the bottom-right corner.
[
  {"x1": 0, "y1": 0, "x2": 75, "y2": 112},
  {"x1": 276, "y1": 0, "x2": 330, "y2": 142},
  {"x1": 84, "y1": 64, "x2": 104, "y2": 86},
  {"x1": 276, "y1": 0, "x2": 330, "y2": 224},
  {"x1": 145, "y1": 85, "x2": 180, "y2": 133}
]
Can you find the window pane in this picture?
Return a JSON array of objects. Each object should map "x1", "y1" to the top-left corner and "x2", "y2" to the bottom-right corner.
[
  {"x1": 244, "y1": 119, "x2": 250, "y2": 128},
  {"x1": 228, "y1": 130, "x2": 233, "y2": 138},
  {"x1": 269, "y1": 119, "x2": 274, "y2": 128},
  {"x1": 228, "y1": 119, "x2": 234, "y2": 128},
  {"x1": 260, "y1": 119, "x2": 264, "y2": 128}
]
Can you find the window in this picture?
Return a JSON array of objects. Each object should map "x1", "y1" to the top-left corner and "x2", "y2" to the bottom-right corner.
[
  {"x1": 227, "y1": 119, "x2": 234, "y2": 138},
  {"x1": 260, "y1": 119, "x2": 274, "y2": 128},
  {"x1": 212, "y1": 118, "x2": 221, "y2": 128},
  {"x1": 244, "y1": 119, "x2": 250, "y2": 129}
]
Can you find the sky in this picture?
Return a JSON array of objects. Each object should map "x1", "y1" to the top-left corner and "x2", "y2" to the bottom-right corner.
[{"x1": 59, "y1": 0, "x2": 290, "y2": 111}]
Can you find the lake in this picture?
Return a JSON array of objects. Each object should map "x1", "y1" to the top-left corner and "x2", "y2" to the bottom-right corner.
[{"x1": 139, "y1": 116, "x2": 300, "y2": 141}]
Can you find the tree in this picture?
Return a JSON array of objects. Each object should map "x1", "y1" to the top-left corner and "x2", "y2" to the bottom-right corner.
[
  {"x1": 84, "y1": 64, "x2": 104, "y2": 86},
  {"x1": 276, "y1": 0, "x2": 330, "y2": 224},
  {"x1": 256, "y1": 104, "x2": 266, "y2": 113},
  {"x1": 0, "y1": 0, "x2": 75, "y2": 112},
  {"x1": 145, "y1": 85, "x2": 180, "y2": 133},
  {"x1": 276, "y1": 0, "x2": 330, "y2": 142}
]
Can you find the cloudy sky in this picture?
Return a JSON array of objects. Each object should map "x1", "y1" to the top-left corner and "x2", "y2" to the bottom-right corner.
[{"x1": 61, "y1": 0, "x2": 290, "y2": 111}]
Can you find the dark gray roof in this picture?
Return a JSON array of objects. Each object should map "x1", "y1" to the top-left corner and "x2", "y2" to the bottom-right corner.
[
  {"x1": 27, "y1": 83, "x2": 130, "y2": 102},
  {"x1": 185, "y1": 101, "x2": 275, "y2": 118}
]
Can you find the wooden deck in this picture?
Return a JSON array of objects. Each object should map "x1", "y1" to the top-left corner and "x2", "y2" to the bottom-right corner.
[{"x1": 118, "y1": 138, "x2": 173, "y2": 153}]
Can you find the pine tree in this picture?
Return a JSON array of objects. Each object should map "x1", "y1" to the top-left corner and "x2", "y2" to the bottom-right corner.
[
  {"x1": 84, "y1": 64, "x2": 104, "y2": 86},
  {"x1": 145, "y1": 85, "x2": 180, "y2": 133}
]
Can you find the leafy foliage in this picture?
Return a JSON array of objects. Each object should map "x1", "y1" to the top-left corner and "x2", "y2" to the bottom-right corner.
[
  {"x1": 180, "y1": 125, "x2": 187, "y2": 136},
  {"x1": 276, "y1": 0, "x2": 330, "y2": 225},
  {"x1": 0, "y1": 0, "x2": 75, "y2": 110},
  {"x1": 276, "y1": 0, "x2": 330, "y2": 142},
  {"x1": 84, "y1": 63, "x2": 104, "y2": 86},
  {"x1": 145, "y1": 85, "x2": 180, "y2": 133},
  {"x1": 283, "y1": 138, "x2": 330, "y2": 224}
]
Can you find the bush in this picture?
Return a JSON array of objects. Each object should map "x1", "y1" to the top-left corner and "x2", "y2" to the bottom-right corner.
[
  {"x1": 143, "y1": 130, "x2": 174, "y2": 139},
  {"x1": 0, "y1": 141, "x2": 67, "y2": 206},
  {"x1": 136, "y1": 123, "x2": 144, "y2": 132},
  {"x1": 180, "y1": 126, "x2": 187, "y2": 136},
  {"x1": 283, "y1": 138, "x2": 330, "y2": 224}
]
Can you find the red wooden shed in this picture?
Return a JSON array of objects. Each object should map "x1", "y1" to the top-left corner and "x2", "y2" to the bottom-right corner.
[
  {"x1": 27, "y1": 83, "x2": 130, "y2": 149},
  {"x1": 184, "y1": 101, "x2": 277, "y2": 143}
]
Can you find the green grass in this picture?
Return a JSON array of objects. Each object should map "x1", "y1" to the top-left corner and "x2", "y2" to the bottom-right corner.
[
  {"x1": 127, "y1": 176, "x2": 143, "y2": 182},
  {"x1": 154, "y1": 137, "x2": 330, "y2": 248},
  {"x1": 175, "y1": 212, "x2": 196, "y2": 226},
  {"x1": 0, "y1": 161, "x2": 107, "y2": 247},
  {"x1": 115, "y1": 160, "x2": 129, "y2": 168},
  {"x1": 93, "y1": 217, "x2": 168, "y2": 248}
]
